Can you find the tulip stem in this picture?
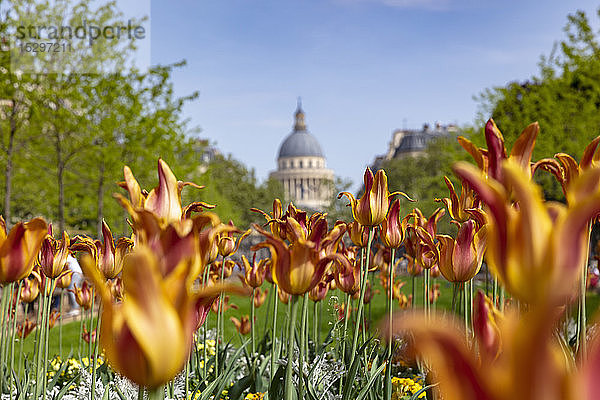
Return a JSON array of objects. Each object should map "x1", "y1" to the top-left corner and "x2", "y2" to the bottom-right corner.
[
  {"x1": 78, "y1": 309, "x2": 84, "y2": 358},
  {"x1": 0, "y1": 284, "x2": 10, "y2": 393},
  {"x1": 451, "y1": 283, "x2": 458, "y2": 315},
  {"x1": 299, "y1": 293, "x2": 309, "y2": 399},
  {"x1": 87, "y1": 290, "x2": 95, "y2": 375},
  {"x1": 251, "y1": 288, "x2": 256, "y2": 357},
  {"x1": 385, "y1": 249, "x2": 396, "y2": 400},
  {"x1": 42, "y1": 279, "x2": 56, "y2": 400},
  {"x1": 463, "y1": 282, "x2": 468, "y2": 338},
  {"x1": 312, "y1": 300, "x2": 318, "y2": 354},
  {"x1": 202, "y1": 264, "x2": 211, "y2": 384},
  {"x1": 578, "y1": 222, "x2": 591, "y2": 362},
  {"x1": 9, "y1": 281, "x2": 22, "y2": 400},
  {"x1": 339, "y1": 293, "x2": 351, "y2": 395},
  {"x1": 348, "y1": 228, "x2": 374, "y2": 379},
  {"x1": 284, "y1": 295, "x2": 299, "y2": 400},
  {"x1": 318, "y1": 300, "x2": 323, "y2": 346},
  {"x1": 216, "y1": 256, "x2": 227, "y2": 375},
  {"x1": 184, "y1": 355, "x2": 189, "y2": 400},
  {"x1": 91, "y1": 304, "x2": 102, "y2": 400},
  {"x1": 59, "y1": 291, "x2": 63, "y2": 358},
  {"x1": 270, "y1": 283, "x2": 278, "y2": 384},
  {"x1": 18, "y1": 302, "x2": 28, "y2": 377},
  {"x1": 470, "y1": 278, "x2": 474, "y2": 332},
  {"x1": 34, "y1": 284, "x2": 47, "y2": 397},
  {"x1": 146, "y1": 385, "x2": 165, "y2": 400},
  {"x1": 423, "y1": 269, "x2": 429, "y2": 317}
]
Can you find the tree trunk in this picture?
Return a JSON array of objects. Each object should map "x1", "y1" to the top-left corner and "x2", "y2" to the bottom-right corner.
[
  {"x1": 56, "y1": 131, "x2": 65, "y2": 235},
  {"x1": 3, "y1": 105, "x2": 17, "y2": 227},
  {"x1": 57, "y1": 163, "x2": 64, "y2": 235},
  {"x1": 97, "y1": 162, "x2": 104, "y2": 238}
]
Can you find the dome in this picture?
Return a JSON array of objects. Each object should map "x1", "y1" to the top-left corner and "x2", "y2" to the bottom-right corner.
[
  {"x1": 278, "y1": 130, "x2": 324, "y2": 158},
  {"x1": 277, "y1": 100, "x2": 324, "y2": 158}
]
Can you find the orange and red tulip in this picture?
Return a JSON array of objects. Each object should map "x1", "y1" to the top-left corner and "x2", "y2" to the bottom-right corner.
[
  {"x1": 435, "y1": 176, "x2": 480, "y2": 223},
  {"x1": 240, "y1": 253, "x2": 267, "y2": 289},
  {"x1": 379, "y1": 198, "x2": 408, "y2": 249},
  {"x1": 253, "y1": 288, "x2": 268, "y2": 308},
  {"x1": 20, "y1": 274, "x2": 41, "y2": 303},
  {"x1": 230, "y1": 315, "x2": 252, "y2": 335},
  {"x1": 436, "y1": 220, "x2": 487, "y2": 283},
  {"x1": 0, "y1": 217, "x2": 47, "y2": 283},
  {"x1": 71, "y1": 281, "x2": 93, "y2": 310},
  {"x1": 339, "y1": 167, "x2": 409, "y2": 227},
  {"x1": 217, "y1": 221, "x2": 250, "y2": 257},
  {"x1": 252, "y1": 221, "x2": 350, "y2": 296},
  {"x1": 17, "y1": 319, "x2": 36, "y2": 339},
  {"x1": 40, "y1": 226, "x2": 70, "y2": 279}
]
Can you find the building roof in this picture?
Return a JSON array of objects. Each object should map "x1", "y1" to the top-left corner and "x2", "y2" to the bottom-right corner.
[
  {"x1": 277, "y1": 100, "x2": 325, "y2": 158},
  {"x1": 392, "y1": 123, "x2": 455, "y2": 158}
]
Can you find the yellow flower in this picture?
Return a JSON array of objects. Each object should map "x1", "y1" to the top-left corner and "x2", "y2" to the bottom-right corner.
[{"x1": 244, "y1": 393, "x2": 265, "y2": 400}]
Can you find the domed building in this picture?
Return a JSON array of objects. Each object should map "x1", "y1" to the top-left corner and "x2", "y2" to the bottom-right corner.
[{"x1": 269, "y1": 100, "x2": 334, "y2": 210}]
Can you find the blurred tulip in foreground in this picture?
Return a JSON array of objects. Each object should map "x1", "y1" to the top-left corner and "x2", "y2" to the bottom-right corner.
[
  {"x1": 0, "y1": 217, "x2": 47, "y2": 283},
  {"x1": 454, "y1": 160, "x2": 600, "y2": 304}
]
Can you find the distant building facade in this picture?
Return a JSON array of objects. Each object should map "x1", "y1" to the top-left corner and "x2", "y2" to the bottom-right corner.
[
  {"x1": 372, "y1": 122, "x2": 459, "y2": 170},
  {"x1": 269, "y1": 100, "x2": 334, "y2": 210}
]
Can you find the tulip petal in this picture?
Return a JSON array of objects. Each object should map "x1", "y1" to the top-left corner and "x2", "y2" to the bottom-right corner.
[
  {"x1": 554, "y1": 189, "x2": 600, "y2": 295},
  {"x1": 457, "y1": 136, "x2": 485, "y2": 171},
  {"x1": 120, "y1": 166, "x2": 144, "y2": 208},
  {"x1": 555, "y1": 153, "x2": 580, "y2": 188},
  {"x1": 584, "y1": 329, "x2": 600, "y2": 400},
  {"x1": 145, "y1": 159, "x2": 183, "y2": 223},
  {"x1": 580, "y1": 136, "x2": 600, "y2": 169},
  {"x1": 473, "y1": 291, "x2": 501, "y2": 363},
  {"x1": 453, "y1": 162, "x2": 508, "y2": 266},
  {"x1": 0, "y1": 218, "x2": 47, "y2": 283},
  {"x1": 510, "y1": 122, "x2": 539, "y2": 176},
  {"x1": 485, "y1": 119, "x2": 507, "y2": 181},
  {"x1": 121, "y1": 248, "x2": 187, "y2": 388},
  {"x1": 386, "y1": 312, "x2": 496, "y2": 400}
]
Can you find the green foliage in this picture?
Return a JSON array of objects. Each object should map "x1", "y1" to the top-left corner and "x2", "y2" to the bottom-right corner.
[
  {"x1": 324, "y1": 176, "x2": 353, "y2": 225},
  {"x1": 477, "y1": 8, "x2": 600, "y2": 201},
  {"x1": 187, "y1": 154, "x2": 285, "y2": 230}
]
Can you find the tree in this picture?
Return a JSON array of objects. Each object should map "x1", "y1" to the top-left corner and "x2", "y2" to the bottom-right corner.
[
  {"x1": 478, "y1": 8, "x2": 600, "y2": 200},
  {"x1": 185, "y1": 153, "x2": 285, "y2": 230}
]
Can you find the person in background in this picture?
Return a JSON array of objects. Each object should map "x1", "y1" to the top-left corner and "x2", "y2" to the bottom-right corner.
[{"x1": 66, "y1": 254, "x2": 83, "y2": 316}]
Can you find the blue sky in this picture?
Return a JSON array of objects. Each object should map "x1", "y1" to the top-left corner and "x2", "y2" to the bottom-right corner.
[{"x1": 147, "y1": 0, "x2": 600, "y2": 190}]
